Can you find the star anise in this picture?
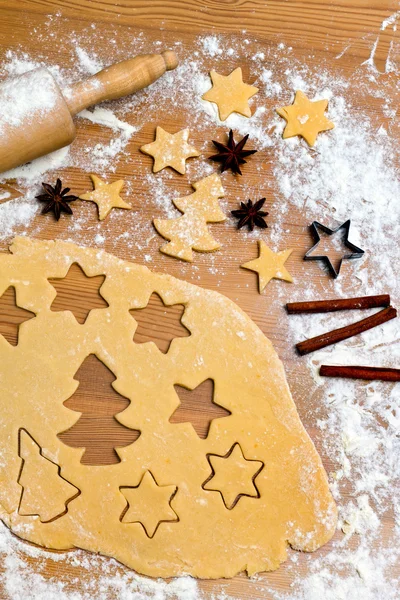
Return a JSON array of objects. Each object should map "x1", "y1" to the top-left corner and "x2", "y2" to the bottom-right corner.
[
  {"x1": 231, "y1": 198, "x2": 268, "y2": 231},
  {"x1": 210, "y1": 129, "x2": 257, "y2": 175},
  {"x1": 36, "y1": 178, "x2": 79, "y2": 221}
]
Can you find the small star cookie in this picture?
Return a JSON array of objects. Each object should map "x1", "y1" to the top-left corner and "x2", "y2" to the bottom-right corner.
[
  {"x1": 202, "y1": 67, "x2": 259, "y2": 121},
  {"x1": 276, "y1": 90, "x2": 334, "y2": 147},
  {"x1": 79, "y1": 175, "x2": 131, "y2": 221},
  {"x1": 140, "y1": 127, "x2": 200, "y2": 174},
  {"x1": 241, "y1": 241, "x2": 293, "y2": 293}
]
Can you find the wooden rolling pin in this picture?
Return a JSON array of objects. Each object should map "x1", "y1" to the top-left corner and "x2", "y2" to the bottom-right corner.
[{"x1": 0, "y1": 50, "x2": 178, "y2": 174}]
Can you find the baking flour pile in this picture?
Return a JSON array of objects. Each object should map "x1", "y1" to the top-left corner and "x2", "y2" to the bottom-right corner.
[{"x1": 0, "y1": 10, "x2": 399, "y2": 600}]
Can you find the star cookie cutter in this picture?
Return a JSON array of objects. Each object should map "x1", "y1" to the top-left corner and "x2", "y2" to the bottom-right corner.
[{"x1": 304, "y1": 220, "x2": 364, "y2": 279}]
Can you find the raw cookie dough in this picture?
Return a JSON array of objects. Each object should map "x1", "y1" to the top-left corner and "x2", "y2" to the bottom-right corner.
[
  {"x1": 80, "y1": 175, "x2": 131, "y2": 221},
  {"x1": 154, "y1": 173, "x2": 226, "y2": 261},
  {"x1": 0, "y1": 237, "x2": 337, "y2": 579},
  {"x1": 241, "y1": 241, "x2": 293, "y2": 292},
  {"x1": 140, "y1": 127, "x2": 200, "y2": 174},
  {"x1": 202, "y1": 67, "x2": 259, "y2": 121},
  {"x1": 276, "y1": 90, "x2": 334, "y2": 147}
]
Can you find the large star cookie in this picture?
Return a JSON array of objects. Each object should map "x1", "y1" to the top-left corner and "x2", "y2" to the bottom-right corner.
[
  {"x1": 140, "y1": 127, "x2": 200, "y2": 174},
  {"x1": 241, "y1": 241, "x2": 293, "y2": 293},
  {"x1": 80, "y1": 175, "x2": 131, "y2": 221},
  {"x1": 276, "y1": 90, "x2": 334, "y2": 146},
  {"x1": 202, "y1": 67, "x2": 259, "y2": 121}
]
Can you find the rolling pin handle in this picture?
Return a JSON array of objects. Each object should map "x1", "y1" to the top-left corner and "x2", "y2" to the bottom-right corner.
[
  {"x1": 63, "y1": 50, "x2": 179, "y2": 116},
  {"x1": 162, "y1": 50, "x2": 179, "y2": 71}
]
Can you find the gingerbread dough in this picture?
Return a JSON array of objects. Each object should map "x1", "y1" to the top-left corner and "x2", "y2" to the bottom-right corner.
[
  {"x1": 0, "y1": 238, "x2": 336, "y2": 579},
  {"x1": 80, "y1": 175, "x2": 131, "y2": 220},
  {"x1": 276, "y1": 90, "x2": 334, "y2": 147},
  {"x1": 140, "y1": 127, "x2": 200, "y2": 174},
  {"x1": 202, "y1": 68, "x2": 259, "y2": 121},
  {"x1": 241, "y1": 241, "x2": 294, "y2": 293}
]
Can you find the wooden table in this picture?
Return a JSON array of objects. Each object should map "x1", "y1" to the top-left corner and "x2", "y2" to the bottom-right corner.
[{"x1": 0, "y1": 1, "x2": 398, "y2": 598}]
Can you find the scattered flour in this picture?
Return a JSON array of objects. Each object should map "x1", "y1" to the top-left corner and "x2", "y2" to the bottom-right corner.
[
  {"x1": 74, "y1": 46, "x2": 104, "y2": 75},
  {"x1": 0, "y1": 69, "x2": 58, "y2": 134}
]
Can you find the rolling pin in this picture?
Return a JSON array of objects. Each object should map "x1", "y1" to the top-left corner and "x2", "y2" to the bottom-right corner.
[{"x1": 0, "y1": 50, "x2": 178, "y2": 174}]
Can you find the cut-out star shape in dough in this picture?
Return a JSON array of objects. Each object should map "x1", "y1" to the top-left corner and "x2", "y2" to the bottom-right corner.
[
  {"x1": 0, "y1": 286, "x2": 35, "y2": 346},
  {"x1": 241, "y1": 241, "x2": 293, "y2": 293},
  {"x1": 169, "y1": 379, "x2": 231, "y2": 439},
  {"x1": 140, "y1": 127, "x2": 200, "y2": 174},
  {"x1": 202, "y1": 67, "x2": 259, "y2": 121},
  {"x1": 276, "y1": 90, "x2": 334, "y2": 147},
  {"x1": 49, "y1": 263, "x2": 109, "y2": 324},
  {"x1": 80, "y1": 175, "x2": 132, "y2": 221},
  {"x1": 130, "y1": 292, "x2": 190, "y2": 354},
  {"x1": 120, "y1": 471, "x2": 178, "y2": 538},
  {"x1": 203, "y1": 443, "x2": 264, "y2": 509}
]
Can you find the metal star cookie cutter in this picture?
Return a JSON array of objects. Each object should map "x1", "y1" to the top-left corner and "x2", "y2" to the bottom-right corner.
[{"x1": 304, "y1": 220, "x2": 364, "y2": 279}]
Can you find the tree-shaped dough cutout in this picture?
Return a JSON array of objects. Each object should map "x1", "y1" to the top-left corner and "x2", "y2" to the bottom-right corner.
[
  {"x1": 169, "y1": 379, "x2": 231, "y2": 439},
  {"x1": 0, "y1": 286, "x2": 35, "y2": 346},
  {"x1": 49, "y1": 263, "x2": 109, "y2": 324},
  {"x1": 18, "y1": 429, "x2": 80, "y2": 523},
  {"x1": 58, "y1": 354, "x2": 141, "y2": 465},
  {"x1": 130, "y1": 292, "x2": 190, "y2": 354},
  {"x1": 153, "y1": 173, "x2": 226, "y2": 262}
]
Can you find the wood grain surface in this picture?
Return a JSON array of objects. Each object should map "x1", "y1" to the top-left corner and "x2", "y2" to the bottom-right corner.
[{"x1": 0, "y1": 0, "x2": 398, "y2": 598}]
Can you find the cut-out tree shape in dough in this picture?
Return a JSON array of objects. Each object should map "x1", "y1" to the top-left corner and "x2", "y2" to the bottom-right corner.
[
  {"x1": 49, "y1": 263, "x2": 109, "y2": 324},
  {"x1": 120, "y1": 471, "x2": 178, "y2": 538},
  {"x1": 153, "y1": 173, "x2": 226, "y2": 262},
  {"x1": 169, "y1": 379, "x2": 231, "y2": 439},
  {"x1": 58, "y1": 354, "x2": 141, "y2": 465},
  {"x1": 18, "y1": 429, "x2": 80, "y2": 523},
  {"x1": 0, "y1": 238, "x2": 337, "y2": 579},
  {"x1": 130, "y1": 292, "x2": 190, "y2": 354},
  {"x1": 0, "y1": 286, "x2": 35, "y2": 346},
  {"x1": 202, "y1": 443, "x2": 264, "y2": 509}
]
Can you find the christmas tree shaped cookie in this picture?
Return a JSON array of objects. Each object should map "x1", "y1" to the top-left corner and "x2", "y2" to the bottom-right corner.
[
  {"x1": 0, "y1": 238, "x2": 337, "y2": 579},
  {"x1": 18, "y1": 429, "x2": 80, "y2": 522},
  {"x1": 153, "y1": 173, "x2": 226, "y2": 261}
]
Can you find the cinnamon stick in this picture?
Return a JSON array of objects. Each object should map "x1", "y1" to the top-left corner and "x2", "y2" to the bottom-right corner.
[
  {"x1": 286, "y1": 294, "x2": 390, "y2": 314},
  {"x1": 320, "y1": 365, "x2": 400, "y2": 382},
  {"x1": 296, "y1": 306, "x2": 397, "y2": 356}
]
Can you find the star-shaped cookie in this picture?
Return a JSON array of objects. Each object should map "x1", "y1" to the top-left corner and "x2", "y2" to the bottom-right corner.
[
  {"x1": 241, "y1": 241, "x2": 293, "y2": 293},
  {"x1": 202, "y1": 67, "x2": 259, "y2": 121},
  {"x1": 276, "y1": 90, "x2": 334, "y2": 146},
  {"x1": 202, "y1": 443, "x2": 264, "y2": 510},
  {"x1": 120, "y1": 471, "x2": 178, "y2": 538},
  {"x1": 79, "y1": 175, "x2": 131, "y2": 221},
  {"x1": 140, "y1": 127, "x2": 200, "y2": 174}
]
